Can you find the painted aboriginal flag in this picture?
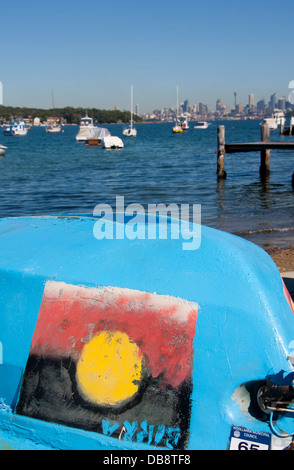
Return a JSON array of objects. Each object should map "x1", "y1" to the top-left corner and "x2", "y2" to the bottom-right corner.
[{"x1": 17, "y1": 281, "x2": 198, "y2": 449}]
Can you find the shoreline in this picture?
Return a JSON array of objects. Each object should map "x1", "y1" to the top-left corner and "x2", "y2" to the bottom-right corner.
[
  {"x1": 256, "y1": 243, "x2": 294, "y2": 300},
  {"x1": 235, "y1": 230, "x2": 294, "y2": 273},
  {"x1": 265, "y1": 245, "x2": 294, "y2": 273},
  {"x1": 267, "y1": 246, "x2": 294, "y2": 301}
]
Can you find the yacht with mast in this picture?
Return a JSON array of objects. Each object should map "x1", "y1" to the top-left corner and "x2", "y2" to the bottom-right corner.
[
  {"x1": 123, "y1": 85, "x2": 137, "y2": 137},
  {"x1": 172, "y1": 86, "x2": 183, "y2": 133},
  {"x1": 45, "y1": 90, "x2": 62, "y2": 133}
]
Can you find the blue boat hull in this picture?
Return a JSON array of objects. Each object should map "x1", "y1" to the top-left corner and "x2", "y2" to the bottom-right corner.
[{"x1": 0, "y1": 215, "x2": 293, "y2": 450}]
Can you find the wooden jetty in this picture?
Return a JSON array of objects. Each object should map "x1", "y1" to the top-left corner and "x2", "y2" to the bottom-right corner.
[
  {"x1": 217, "y1": 123, "x2": 294, "y2": 182},
  {"x1": 280, "y1": 119, "x2": 294, "y2": 136}
]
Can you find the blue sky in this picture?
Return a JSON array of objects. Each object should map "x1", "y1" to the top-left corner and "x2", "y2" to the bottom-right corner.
[{"x1": 1, "y1": 0, "x2": 293, "y2": 112}]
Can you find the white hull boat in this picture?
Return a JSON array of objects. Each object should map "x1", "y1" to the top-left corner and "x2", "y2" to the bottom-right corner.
[
  {"x1": 76, "y1": 114, "x2": 95, "y2": 141},
  {"x1": 4, "y1": 120, "x2": 28, "y2": 136},
  {"x1": 46, "y1": 124, "x2": 62, "y2": 133},
  {"x1": 0, "y1": 144, "x2": 7, "y2": 156},
  {"x1": 102, "y1": 136, "x2": 124, "y2": 149},
  {"x1": 262, "y1": 110, "x2": 286, "y2": 130},
  {"x1": 122, "y1": 127, "x2": 137, "y2": 137},
  {"x1": 172, "y1": 86, "x2": 183, "y2": 134},
  {"x1": 123, "y1": 85, "x2": 137, "y2": 137},
  {"x1": 178, "y1": 114, "x2": 189, "y2": 130},
  {"x1": 262, "y1": 118, "x2": 278, "y2": 130},
  {"x1": 194, "y1": 121, "x2": 210, "y2": 129},
  {"x1": 85, "y1": 127, "x2": 110, "y2": 146},
  {"x1": 172, "y1": 121, "x2": 183, "y2": 133}
]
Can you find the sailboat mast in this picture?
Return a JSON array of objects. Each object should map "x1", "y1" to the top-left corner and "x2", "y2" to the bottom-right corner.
[
  {"x1": 131, "y1": 85, "x2": 133, "y2": 129},
  {"x1": 176, "y1": 86, "x2": 179, "y2": 122},
  {"x1": 51, "y1": 89, "x2": 55, "y2": 116}
]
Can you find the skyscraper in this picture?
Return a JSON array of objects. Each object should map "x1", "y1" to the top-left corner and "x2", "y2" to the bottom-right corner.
[
  {"x1": 270, "y1": 93, "x2": 277, "y2": 109},
  {"x1": 257, "y1": 99, "x2": 266, "y2": 113},
  {"x1": 216, "y1": 99, "x2": 223, "y2": 111},
  {"x1": 278, "y1": 97, "x2": 286, "y2": 111},
  {"x1": 249, "y1": 94, "x2": 254, "y2": 108}
]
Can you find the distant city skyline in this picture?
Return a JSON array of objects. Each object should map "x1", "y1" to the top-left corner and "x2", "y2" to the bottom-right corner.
[
  {"x1": 1, "y1": 0, "x2": 293, "y2": 113},
  {"x1": 0, "y1": 83, "x2": 290, "y2": 117},
  {"x1": 149, "y1": 89, "x2": 290, "y2": 114},
  {"x1": 143, "y1": 89, "x2": 294, "y2": 122}
]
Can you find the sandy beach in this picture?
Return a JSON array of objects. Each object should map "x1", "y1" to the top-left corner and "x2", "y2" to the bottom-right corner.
[
  {"x1": 266, "y1": 246, "x2": 294, "y2": 273},
  {"x1": 265, "y1": 245, "x2": 294, "y2": 300}
]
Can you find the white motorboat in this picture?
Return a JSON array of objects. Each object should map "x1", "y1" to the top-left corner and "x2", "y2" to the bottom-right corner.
[
  {"x1": 3, "y1": 119, "x2": 28, "y2": 136},
  {"x1": 178, "y1": 114, "x2": 189, "y2": 130},
  {"x1": 194, "y1": 121, "x2": 210, "y2": 129},
  {"x1": 273, "y1": 109, "x2": 286, "y2": 126},
  {"x1": 123, "y1": 85, "x2": 137, "y2": 137},
  {"x1": 261, "y1": 110, "x2": 286, "y2": 130},
  {"x1": 262, "y1": 118, "x2": 278, "y2": 130},
  {"x1": 102, "y1": 136, "x2": 124, "y2": 149},
  {"x1": 0, "y1": 144, "x2": 7, "y2": 156},
  {"x1": 76, "y1": 114, "x2": 95, "y2": 141}
]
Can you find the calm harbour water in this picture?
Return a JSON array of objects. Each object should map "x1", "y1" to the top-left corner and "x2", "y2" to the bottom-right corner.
[{"x1": 0, "y1": 120, "x2": 293, "y2": 249}]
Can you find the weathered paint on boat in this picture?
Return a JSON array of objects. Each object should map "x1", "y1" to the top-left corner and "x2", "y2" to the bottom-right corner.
[{"x1": 0, "y1": 215, "x2": 293, "y2": 450}]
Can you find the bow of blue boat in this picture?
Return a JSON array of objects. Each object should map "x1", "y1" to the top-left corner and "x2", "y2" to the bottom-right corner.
[{"x1": 0, "y1": 215, "x2": 293, "y2": 450}]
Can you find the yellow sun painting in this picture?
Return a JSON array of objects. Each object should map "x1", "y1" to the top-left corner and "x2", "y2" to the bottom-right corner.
[{"x1": 76, "y1": 330, "x2": 144, "y2": 406}]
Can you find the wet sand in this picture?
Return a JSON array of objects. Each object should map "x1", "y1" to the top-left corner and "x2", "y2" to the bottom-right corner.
[
  {"x1": 265, "y1": 246, "x2": 294, "y2": 273},
  {"x1": 265, "y1": 245, "x2": 294, "y2": 300}
]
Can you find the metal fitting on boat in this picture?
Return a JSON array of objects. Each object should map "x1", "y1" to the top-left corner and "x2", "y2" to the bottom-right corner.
[{"x1": 256, "y1": 380, "x2": 294, "y2": 415}]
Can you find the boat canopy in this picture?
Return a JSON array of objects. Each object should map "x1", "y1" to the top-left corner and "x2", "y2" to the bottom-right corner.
[{"x1": 87, "y1": 127, "x2": 109, "y2": 139}]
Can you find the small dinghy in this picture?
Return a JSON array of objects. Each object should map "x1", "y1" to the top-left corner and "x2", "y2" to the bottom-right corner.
[{"x1": 0, "y1": 215, "x2": 293, "y2": 450}]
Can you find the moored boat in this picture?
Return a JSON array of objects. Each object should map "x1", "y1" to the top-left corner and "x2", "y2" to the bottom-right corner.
[
  {"x1": 172, "y1": 86, "x2": 183, "y2": 134},
  {"x1": 178, "y1": 114, "x2": 189, "y2": 130},
  {"x1": 85, "y1": 127, "x2": 110, "y2": 146},
  {"x1": 46, "y1": 122, "x2": 62, "y2": 133},
  {"x1": 122, "y1": 126, "x2": 137, "y2": 137},
  {"x1": 3, "y1": 119, "x2": 28, "y2": 136},
  {"x1": 122, "y1": 85, "x2": 137, "y2": 137},
  {"x1": 76, "y1": 114, "x2": 95, "y2": 141},
  {"x1": 261, "y1": 110, "x2": 286, "y2": 130},
  {"x1": 102, "y1": 136, "x2": 124, "y2": 149},
  {"x1": 194, "y1": 121, "x2": 210, "y2": 129},
  {"x1": 46, "y1": 92, "x2": 62, "y2": 133},
  {"x1": 172, "y1": 119, "x2": 183, "y2": 133},
  {"x1": 0, "y1": 144, "x2": 7, "y2": 156}
]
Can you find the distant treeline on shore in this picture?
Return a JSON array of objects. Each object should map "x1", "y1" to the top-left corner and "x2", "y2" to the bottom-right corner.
[{"x1": 0, "y1": 105, "x2": 143, "y2": 124}]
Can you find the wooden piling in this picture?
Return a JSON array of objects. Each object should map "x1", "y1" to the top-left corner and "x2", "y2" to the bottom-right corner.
[
  {"x1": 280, "y1": 121, "x2": 293, "y2": 135},
  {"x1": 260, "y1": 123, "x2": 271, "y2": 178},
  {"x1": 217, "y1": 125, "x2": 227, "y2": 179},
  {"x1": 217, "y1": 124, "x2": 294, "y2": 183}
]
